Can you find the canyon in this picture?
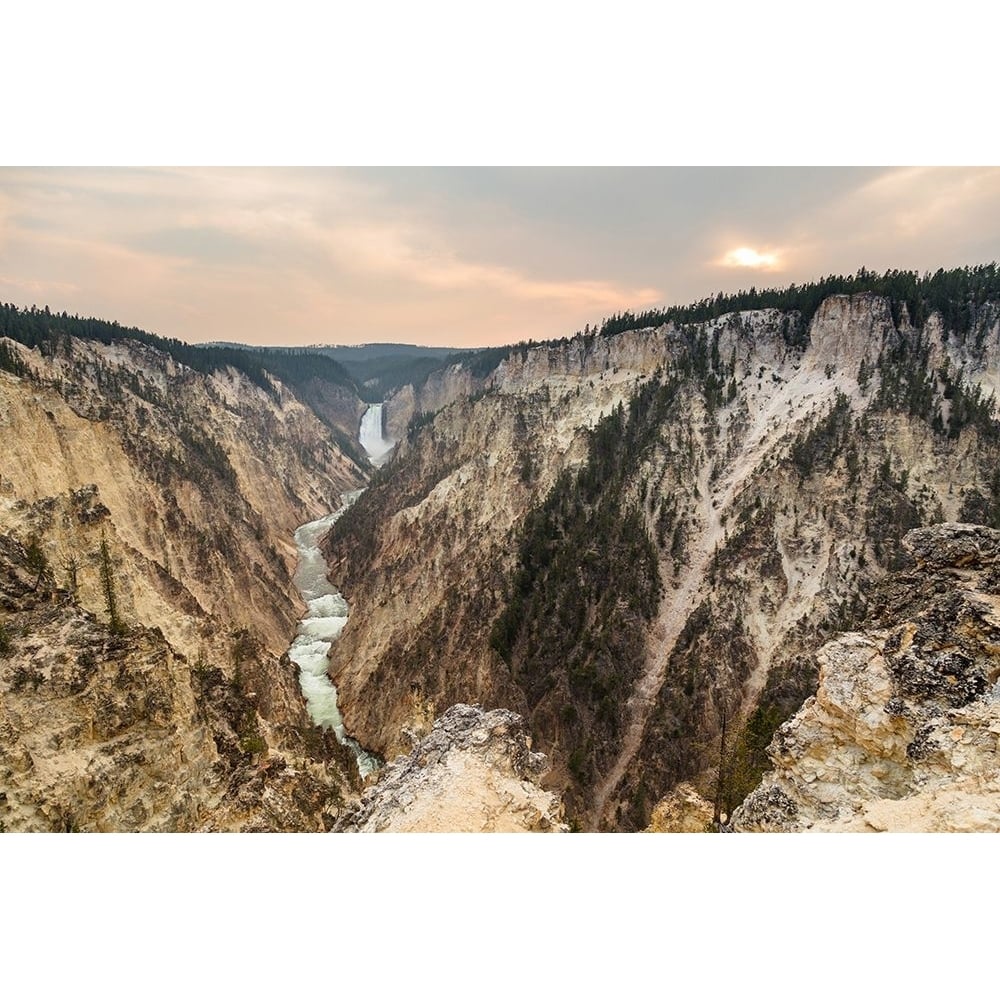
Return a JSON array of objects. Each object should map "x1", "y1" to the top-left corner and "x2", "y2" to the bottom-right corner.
[{"x1": 4, "y1": 270, "x2": 1000, "y2": 832}]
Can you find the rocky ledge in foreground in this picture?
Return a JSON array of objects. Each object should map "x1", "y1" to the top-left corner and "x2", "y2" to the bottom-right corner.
[
  {"x1": 734, "y1": 523, "x2": 1000, "y2": 832},
  {"x1": 335, "y1": 704, "x2": 567, "y2": 832}
]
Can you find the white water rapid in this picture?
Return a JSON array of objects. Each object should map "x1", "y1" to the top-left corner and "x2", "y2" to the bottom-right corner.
[
  {"x1": 359, "y1": 402, "x2": 394, "y2": 465},
  {"x1": 288, "y1": 488, "x2": 380, "y2": 777}
]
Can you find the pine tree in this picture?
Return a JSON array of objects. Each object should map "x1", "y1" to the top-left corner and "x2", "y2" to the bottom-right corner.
[
  {"x1": 25, "y1": 536, "x2": 48, "y2": 592},
  {"x1": 99, "y1": 533, "x2": 125, "y2": 635},
  {"x1": 858, "y1": 358, "x2": 871, "y2": 394}
]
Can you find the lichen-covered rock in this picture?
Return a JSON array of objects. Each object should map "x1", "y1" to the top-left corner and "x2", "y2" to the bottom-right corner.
[
  {"x1": 731, "y1": 785, "x2": 799, "y2": 832},
  {"x1": 335, "y1": 704, "x2": 566, "y2": 832},
  {"x1": 734, "y1": 523, "x2": 1000, "y2": 832}
]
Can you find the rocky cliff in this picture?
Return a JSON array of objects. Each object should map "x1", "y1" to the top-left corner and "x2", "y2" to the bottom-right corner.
[
  {"x1": 383, "y1": 362, "x2": 485, "y2": 442},
  {"x1": 0, "y1": 334, "x2": 365, "y2": 661},
  {"x1": 733, "y1": 523, "x2": 1000, "y2": 832},
  {"x1": 324, "y1": 346, "x2": 650, "y2": 762},
  {"x1": 335, "y1": 704, "x2": 565, "y2": 832}
]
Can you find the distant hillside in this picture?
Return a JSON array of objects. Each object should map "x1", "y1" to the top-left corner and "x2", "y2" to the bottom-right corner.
[
  {"x1": 0, "y1": 305, "x2": 369, "y2": 466},
  {"x1": 316, "y1": 343, "x2": 469, "y2": 362},
  {"x1": 200, "y1": 340, "x2": 505, "y2": 403},
  {"x1": 325, "y1": 348, "x2": 469, "y2": 402}
]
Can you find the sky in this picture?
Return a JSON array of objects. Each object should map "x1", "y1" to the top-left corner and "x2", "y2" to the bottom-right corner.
[{"x1": 3, "y1": 167, "x2": 1000, "y2": 350}]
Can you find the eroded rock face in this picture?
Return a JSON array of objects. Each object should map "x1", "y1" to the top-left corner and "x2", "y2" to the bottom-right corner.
[
  {"x1": 0, "y1": 336, "x2": 364, "y2": 664},
  {"x1": 335, "y1": 704, "x2": 566, "y2": 832},
  {"x1": 0, "y1": 333, "x2": 369, "y2": 830},
  {"x1": 734, "y1": 523, "x2": 1000, "y2": 832}
]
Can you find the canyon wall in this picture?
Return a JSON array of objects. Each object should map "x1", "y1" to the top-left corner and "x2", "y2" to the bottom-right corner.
[
  {"x1": 322, "y1": 295, "x2": 1000, "y2": 828},
  {"x1": 0, "y1": 333, "x2": 367, "y2": 830}
]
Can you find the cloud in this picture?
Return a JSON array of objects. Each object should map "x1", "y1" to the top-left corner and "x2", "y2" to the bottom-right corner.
[
  {"x1": 792, "y1": 167, "x2": 1000, "y2": 272},
  {"x1": 309, "y1": 217, "x2": 660, "y2": 309},
  {"x1": 1, "y1": 167, "x2": 667, "y2": 345},
  {"x1": 848, "y1": 167, "x2": 1000, "y2": 235}
]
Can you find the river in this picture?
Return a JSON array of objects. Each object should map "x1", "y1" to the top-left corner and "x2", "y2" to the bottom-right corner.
[
  {"x1": 286, "y1": 402, "x2": 395, "y2": 778},
  {"x1": 288, "y1": 489, "x2": 380, "y2": 777}
]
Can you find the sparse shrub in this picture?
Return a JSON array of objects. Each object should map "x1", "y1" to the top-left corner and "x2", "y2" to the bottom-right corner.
[
  {"x1": 25, "y1": 536, "x2": 47, "y2": 574},
  {"x1": 24, "y1": 535, "x2": 50, "y2": 592},
  {"x1": 64, "y1": 556, "x2": 79, "y2": 594},
  {"x1": 239, "y1": 709, "x2": 267, "y2": 756}
]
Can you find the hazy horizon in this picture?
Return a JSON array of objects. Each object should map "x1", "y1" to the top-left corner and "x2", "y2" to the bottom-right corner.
[{"x1": 3, "y1": 166, "x2": 1000, "y2": 350}]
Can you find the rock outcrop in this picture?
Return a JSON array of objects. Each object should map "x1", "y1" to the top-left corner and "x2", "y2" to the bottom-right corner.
[
  {"x1": 644, "y1": 783, "x2": 714, "y2": 833},
  {"x1": 335, "y1": 704, "x2": 566, "y2": 832},
  {"x1": 0, "y1": 532, "x2": 359, "y2": 832},
  {"x1": 734, "y1": 523, "x2": 1000, "y2": 832},
  {"x1": 383, "y1": 363, "x2": 484, "y2": 443}
]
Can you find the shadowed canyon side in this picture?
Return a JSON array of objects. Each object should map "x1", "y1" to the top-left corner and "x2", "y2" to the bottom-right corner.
[
  {"x1": 321, "y1": 282, "x2": 1000, "y2": 831},
  {"x1": 322, "y1": 341, "x2": 655, "y2": 763}
]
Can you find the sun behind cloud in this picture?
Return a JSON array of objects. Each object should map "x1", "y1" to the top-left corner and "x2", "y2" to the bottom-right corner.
[{"x1": 719, "y1": 246, "x2": 782, "y2": 270}]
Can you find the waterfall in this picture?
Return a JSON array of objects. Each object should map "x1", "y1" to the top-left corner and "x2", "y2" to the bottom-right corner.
[{"x1": 359, "y1": 403, "x2": 394, "y2": 465}]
